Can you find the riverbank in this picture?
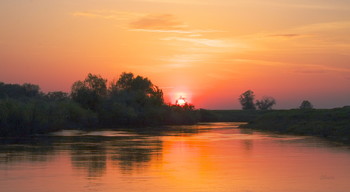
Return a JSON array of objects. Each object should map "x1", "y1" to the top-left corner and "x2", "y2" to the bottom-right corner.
[
  {"x1": 0, "y1": 98, "x2": 200, "y2": 137},
  {"x1": 242, "y1": 107, "x2": 350, "y2": 144}
]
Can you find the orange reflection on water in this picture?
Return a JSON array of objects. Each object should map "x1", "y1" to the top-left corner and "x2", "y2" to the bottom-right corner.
[
  {"x1": 161, "y1": 137, "x2": 216, "y2": 187},
  {"x1": 153, "y1": 126, "x2": 350, "y2": 192},
  {"x1": 1, "y1": 123, "x2": 350, "y2": 192}
]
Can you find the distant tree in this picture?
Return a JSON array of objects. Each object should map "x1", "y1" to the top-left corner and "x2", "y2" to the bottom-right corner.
[
  {"x1": 239, "y1": 90, "x2": 256, "y2": 110},
  {"x1": 299, "y1": 100, "x2": 313, "y2": 109},
  {"x1": 71, "y1": 73, "x2": 107, "y2": 111},
  {"x1": 256, "y1": 96, "x2": 276, "y2": 110}
]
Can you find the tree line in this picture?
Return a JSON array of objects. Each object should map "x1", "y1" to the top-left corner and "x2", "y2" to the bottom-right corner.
[
  {"x1": 238, "y1": 90, "x2": 350, "y2": 144},
  {"x1": 238, "y1": 90, "x2": 314, "y2": 110},
  {"x1": 0, "y1": 73, "x2": 199, "y2": 137}
]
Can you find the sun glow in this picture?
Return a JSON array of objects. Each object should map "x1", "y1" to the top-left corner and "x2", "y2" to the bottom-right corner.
[
  {"x1": 175, "y1": 96, "x2": 187, "y2": 106},
  {"x1": 169, "y1": 90, "x2": 192, "y2": 106},
  {"x1": 1, "y1": 0, "x2": 349, "y2": 109}
]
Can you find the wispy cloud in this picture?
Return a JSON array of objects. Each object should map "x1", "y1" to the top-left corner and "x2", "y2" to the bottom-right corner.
[
  {"x1": 130, "y1": 14, "x2": 186, "y2": 30},
  {"x1": 294, "y1": 21, "x2": 350, "y2": 33},
  {"x1": 230, "y1": 58, "x2": 350, "y2": 74},
  {"x1": 130, "y1": 29, "x2": 193, "y2": 33},
  {"x1": 129, "y1": 14, "x2": 223, "y2": 34},
  {"x1": 72, "y1": 10, "x2": 208, "y2": 35},
  {"x1": 132, "y1": 0, "x2": 207, "y2": 5},
  {"x1": 293, "y1": 69, "x2": 327, "y2": 74},
  {"x1": 206, "y1": 73, "x2": 236, "y2": 80},
  {"x1": 134, "y1": 0, "x2": 350, "y2": 10},
  {"x1": 267, "y1": 34, "x2": 302, "y2": 38},
  {"x1": 292, "y1": 64, "x2": 350, "y2": 75},
  {"x1": 246, "y1": 1, "x2": 350, "y2": 11},
  {"x1": 161, "y1": 37, "x2": 235, "y2": 48},
  {"x1": 72, "y1": 10, "x2": 143, "y2": 21},
  {"x1": 235, "y1": 20, "x2": 350, "y2": 55},
  {"x1": 74, "y1": 11, "x2": 223, "y2": 35},
  {"x1": 158, "y1": 54, "x2": 206, "y2": 69},
  {"x1": 129, "y1": 28, "x2": 222, "y2": 34},
  {"x1": 241, "y1": 21, "x2": 350, "y2": 40},
  {"x1": 125, "y1": 54, "x2": 205, "y2": 72},
  {"x1": 279, "y1": 3, "x2": 350, "y2": 11},
  {"x1": 230, "y1": 58, "x2": 288, "y2": 66}
]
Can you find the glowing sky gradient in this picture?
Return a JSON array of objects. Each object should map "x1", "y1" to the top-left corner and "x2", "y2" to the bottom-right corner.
[{"x1": 1, "y1": 0, "x2": 350, "y2": 109}]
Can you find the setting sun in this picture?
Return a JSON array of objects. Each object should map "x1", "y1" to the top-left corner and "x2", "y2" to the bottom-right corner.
[
  {"x1": 1, "y1": 0, "x2": 350, "y2": 109},
  {"x1": 175, "y1": 96, "x2": 187, "y2": 106},
  {"x1": 1, "y1": 1, "x2": 350, "y2": 192}
]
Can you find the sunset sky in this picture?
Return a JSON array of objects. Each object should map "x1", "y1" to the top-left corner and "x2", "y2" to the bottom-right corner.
[{"x1": 1, "y1": 0, "x2": 350, "y2": 109}]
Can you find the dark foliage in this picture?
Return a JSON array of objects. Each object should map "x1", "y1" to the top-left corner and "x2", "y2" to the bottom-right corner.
[
  {"x1": 245, "y1": 107, "x2": 350, "y2": 144},
  {"x1": 0, "y1": 98, "x2": 97, "y2": 137},
  {"x1": 299, "y1": 100, "x2": 314, "y2": 109},
  {"x1": 0, "y1": 73, "x2": 199, "y2": 137},
  {"x1": 238, "y1": 90, "x2": 276, "y2": 110},
  {"x1": 238, "y1": 90, "x2": 256, "y2": 110},
  {"x1": 0, "y1": 82, "x2": 42, "y2": 99},
  {"x1": 71, "y1": 73, "x2": 108, "y2": 111},
  {"x1": 163, "y1": 104, "x2": 199, "y2": 125},
  {"x1": 45, "y1": 91, "x2": 69, "y2": 102},
  {"x1": 256, "y1": 96, "x2": 276, "y2": 110}
]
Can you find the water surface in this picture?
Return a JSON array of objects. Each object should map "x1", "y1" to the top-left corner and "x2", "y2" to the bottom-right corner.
[{"x1": 1, "y1": 122, "x2": 350, "y2": 192}]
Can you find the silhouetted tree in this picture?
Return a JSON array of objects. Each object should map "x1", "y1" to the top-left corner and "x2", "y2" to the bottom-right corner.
[
  {"x1": 299, "y1": 100, "x2": 313, "y2": 109},
  {"x1": 109, "y1": 72, "x2": 164, "y2": 107},
  {"x1": 101, "y1": 72, "x2": 165, "y2": 126},
  {"x1": 0, "y1": 72, "x2": 199, "y2": 137},
  {"x1": 256, "y1": 96, "x2": 276, "y2": 110},
  {"x1": 22, "y1": 83, "x2": 41, "y2": 97},
  {"x1": 115, "y1": 72, "x2": 134, "y2": 90},
  {"x1": 71, "y1": 73, "x2": 107, "y2": 111},
  {"x1": 0, "y1": 82, "x2": 41, "y2": 99},
  {"x1": 239, "y1": 90, "x2": 256, "y2": 110}
]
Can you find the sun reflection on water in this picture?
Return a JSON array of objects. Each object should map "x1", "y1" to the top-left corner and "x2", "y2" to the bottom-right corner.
[{"x1": 1, "y1": 123, "x2": 350, "y2": 192}]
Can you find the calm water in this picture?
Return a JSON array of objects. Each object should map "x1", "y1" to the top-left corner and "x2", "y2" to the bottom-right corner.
[{"x1": 1, "y1": 122, "x2": 350, "y2": 192}]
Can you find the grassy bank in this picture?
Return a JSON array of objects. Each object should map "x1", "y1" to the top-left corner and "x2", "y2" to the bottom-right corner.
[{"x1": 243, "y1": 107, "x2": 350, "y2": 144}]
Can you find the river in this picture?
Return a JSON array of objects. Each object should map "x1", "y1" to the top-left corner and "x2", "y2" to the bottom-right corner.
[{"x1": 1, "y1": 122, "x2": 350, "y2": 192}]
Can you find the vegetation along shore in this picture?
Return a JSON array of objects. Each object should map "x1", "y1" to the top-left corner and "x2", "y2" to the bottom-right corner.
[
  {"x1": 1, "y1": 77, "x2": 349, "y2": 145},
  {"x1": 0, "y1": 73, "x2": 199, "y2": 137},
  {"x1": 242, "y1": 108, "x2": 350, "y2": 144}
]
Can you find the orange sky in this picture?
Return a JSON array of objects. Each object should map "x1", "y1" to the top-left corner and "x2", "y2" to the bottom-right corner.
[{"x1": 1, "y1": 0, "x2": 350, "y2": 109}]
